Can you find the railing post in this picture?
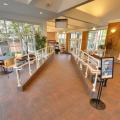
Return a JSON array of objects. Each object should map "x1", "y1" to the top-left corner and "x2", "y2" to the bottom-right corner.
[
  {"x1": 79, "y1": 61, "x2": 82, "y2": 70},
  {"x1": 92, "y1": 73, "x2": 98, "y2": 92},
  {"x1": 46, "y1": 47, "x2": 48, "y2": 57},
  {"x1": 28, "y1": 53, "x2": 32, "y2": 76},
  {"x1": 35, "y1": 51, "x2": 39, "y2": 69},
  {"x1": 45, "y1": 47, "x2": 48, "y2": 59},
  {"x1": 14, "y1": 59, "x2": 22, "y2": 88},
  {"x1": 85, "y1": 66, "x2": 88, "y2": 78},
  {"x1": 41, "y1": 49, "x2": 44, "y2": 63},
  {"x1": 16, "y1": 68, "x2": 22, "y2": 87},
  {"x1": 77, "y1": 49, "x2": 79, "y2": 64},
  {"x1": 76, "y1": 48, "x2": 77, "y2": 55}
]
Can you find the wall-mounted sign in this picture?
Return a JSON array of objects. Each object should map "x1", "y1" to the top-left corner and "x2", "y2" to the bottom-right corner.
[{"x1": 101, "y1": 57, "x2": 114, "y2": 79}]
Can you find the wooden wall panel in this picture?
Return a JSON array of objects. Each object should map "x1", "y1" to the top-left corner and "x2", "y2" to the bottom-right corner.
[
  {"x1": 47, "y1": 32, "x2": 56, "y2": 41},
  {"x1": 66, "y1": 33, "x2": 70, "y2": 52},
  {"x1": 81, "y1": 31, "x2": 88, "y2": 50},
  {"x1": 106, "y1": 22, "x2": 120, "y2": 52}
]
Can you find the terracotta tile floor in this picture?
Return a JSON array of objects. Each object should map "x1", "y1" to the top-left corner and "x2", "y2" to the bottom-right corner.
[{"x1": 0, "y1": 54, "x2": 120, "y2": 120}]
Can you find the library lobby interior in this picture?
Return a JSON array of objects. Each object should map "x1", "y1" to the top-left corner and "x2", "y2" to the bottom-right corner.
[{"x1": 0, "y1": 0, "x2": 120, "y2": 120}]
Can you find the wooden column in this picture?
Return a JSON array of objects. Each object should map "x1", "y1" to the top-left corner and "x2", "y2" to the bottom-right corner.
[
  {"x1": 66, "y1": 33, "x2": 70, "y2": 52},
  {"x1": 81, "y1": 31, "x2": 88, "y2": 51},
  {"x1": 47, "y1": 32, "x2": 56, "y2": 41},
  {"x1": 106, "y1": 22, "x2": 120, "y2": 51}
]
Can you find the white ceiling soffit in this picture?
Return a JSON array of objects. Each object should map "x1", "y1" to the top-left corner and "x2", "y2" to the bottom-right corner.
[
  {"x1": 76, "y1": 0, "x2": 120, "y2": 18},
  {"x1": 58, "y1": 0, "x2": 93, "y2": 13},
  {"x1": 47, "y1": 17, "x2": 94, "y2": 32},
  {"x1": 100, "y1": 6, "x2": 120, "y2": 26},
  {"x1": 34, "y1": 0, "x2": 92, "y2": 13},
  {"x1": 75, "y1": 0, "x2": 120, "y2": 26},
  {"x1": 15, "y1": 0, "x2": 32, "y2": 4},
  {"x1": 63, "y1": 9, "x2": 100, "y2": 26}
]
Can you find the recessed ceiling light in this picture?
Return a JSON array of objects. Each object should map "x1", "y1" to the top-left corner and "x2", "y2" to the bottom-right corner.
[
  {"x1": 40, "y1": 12, "x2": 43, "y2": 15},
  {"x1": 3, "y1": 3, "x2": 8, "y2": 6},
  {"x1": 92, "y1": 27, "x2": 96, "y2": 30}
]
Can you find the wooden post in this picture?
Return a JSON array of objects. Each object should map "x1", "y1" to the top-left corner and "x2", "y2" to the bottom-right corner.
[
  {"x1": 66, "y1": 33, "x2": 70, "y2": 53},
  {"x1": 81, "y1": 31, "x2": 88, "y2": 51}
]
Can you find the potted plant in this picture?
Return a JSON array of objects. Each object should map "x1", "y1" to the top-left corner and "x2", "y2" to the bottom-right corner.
[{"x1": 35, "y1": 32, "x2": 46, "y2": 50}]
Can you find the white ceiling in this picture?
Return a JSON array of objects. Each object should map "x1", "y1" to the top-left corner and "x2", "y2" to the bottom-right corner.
[
  {"x1": 0, "y1": 0, "x2": 120, "y2": 32},
  {"x1": 47, "y1": 17, "x2": 94, "y2": 32},
  {"x1": 76, "y1": 0, "x2": 120, "y2": 18},
  {"x1": 75, "y1": 0, "x2": 120, "y2": 26},
  {"x1": 26, "y1": 0, "x2": 90, "y2": 13},
  {"x1": 0, "y1": 0, "x2": 90, "y2": 24},
  {"x1": 0, "y1": 0, "x2": 57, "y2": 23}
]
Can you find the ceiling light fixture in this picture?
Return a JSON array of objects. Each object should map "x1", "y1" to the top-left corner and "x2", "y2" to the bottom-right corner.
[
  {"x1": 92, "y1": 27, "x2": 96, "y2": 30},
  {"x1": 111, "y1": 28, "x2": 116, "y2": 33},
  {"x1": 40, "y1": 12, "x2": 43, "y2": 15},
  {"x1": 3, "y1": 3, "x2": 8, "y2": 6}
]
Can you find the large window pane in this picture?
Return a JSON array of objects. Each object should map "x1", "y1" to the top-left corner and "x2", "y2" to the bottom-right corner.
[
  {"x1": 58, "y1": 32, "x2": 66, "y2": 45},
  {"x1": 6, "y1": 21, "x2": 20, "y2": 35},
  {"x1": 70, "y1": 32, "x2": 82, "y2": 50},
  {"x1": 87, "y1": 29, "x2": 107, "y2": 51},
  {"x1": 0, "y1": 20, "x2": 6, "y2": 34},
  {"x1": 0, "y1": 19, "x2": 43, "y2": 55}
]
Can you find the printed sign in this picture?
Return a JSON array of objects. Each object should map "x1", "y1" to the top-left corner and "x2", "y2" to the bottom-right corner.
[{"x1": 101, "y1": 57, "x2": 114, "y2": 79}]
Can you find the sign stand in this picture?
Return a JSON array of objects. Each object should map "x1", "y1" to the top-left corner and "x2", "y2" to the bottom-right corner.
[
  {"x1": 90, "y1": 79, "x2": 107, "y2": 110},
  {"x1": 90, "y1": 57, "x2": 114, "y2": 110}
]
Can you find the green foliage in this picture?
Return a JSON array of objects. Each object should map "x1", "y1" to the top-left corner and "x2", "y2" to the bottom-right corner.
[
  {"x1": 23, "y1": 24, "x2": 31, "y2": 34},
  {"x1": 11, "y1": 22, "x2": 19, "y2": 34},
  {"x1": 35, "y1": 32, "x2": 46, "y2": 50}
]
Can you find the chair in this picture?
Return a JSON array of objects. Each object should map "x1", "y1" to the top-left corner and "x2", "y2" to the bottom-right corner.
[
  {"x1": 0, "y1": 61, "x2": 4, "y2": 71},
  {"x1": 3, "y1": 58, "x2": 15, "y2": 74},
  {"x1": 15, "y1": 53, "x2": 22, "y2": 60}
]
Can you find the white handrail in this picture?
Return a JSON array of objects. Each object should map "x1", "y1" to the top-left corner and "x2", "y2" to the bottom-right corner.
[
  {"x1": 14, "y1": 46, "x2": 54, "y2": 88},
  {"x1": 71, "y1": 48, "x2": 101, "y2": 92}
]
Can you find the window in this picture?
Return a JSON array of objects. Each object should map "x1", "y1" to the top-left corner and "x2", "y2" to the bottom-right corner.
[
  {"x1": 5, "y1": 21, "x2": 20, "y2": 35},
  {"x1": 0, "y1": 19, "x2": 43, "y2": 54},
  {"x1": 0, "y1": 20, "x2": 6, "y2": 34},
  {"x1": 70, "y1": 32, "x2": 82, "y2": 50},
  {"x1": 58, "y1": 32, "x2": 66, "y2": 45},
  {"x1": 87, "y1": 29, "x2": 107, "y2": 51}
]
